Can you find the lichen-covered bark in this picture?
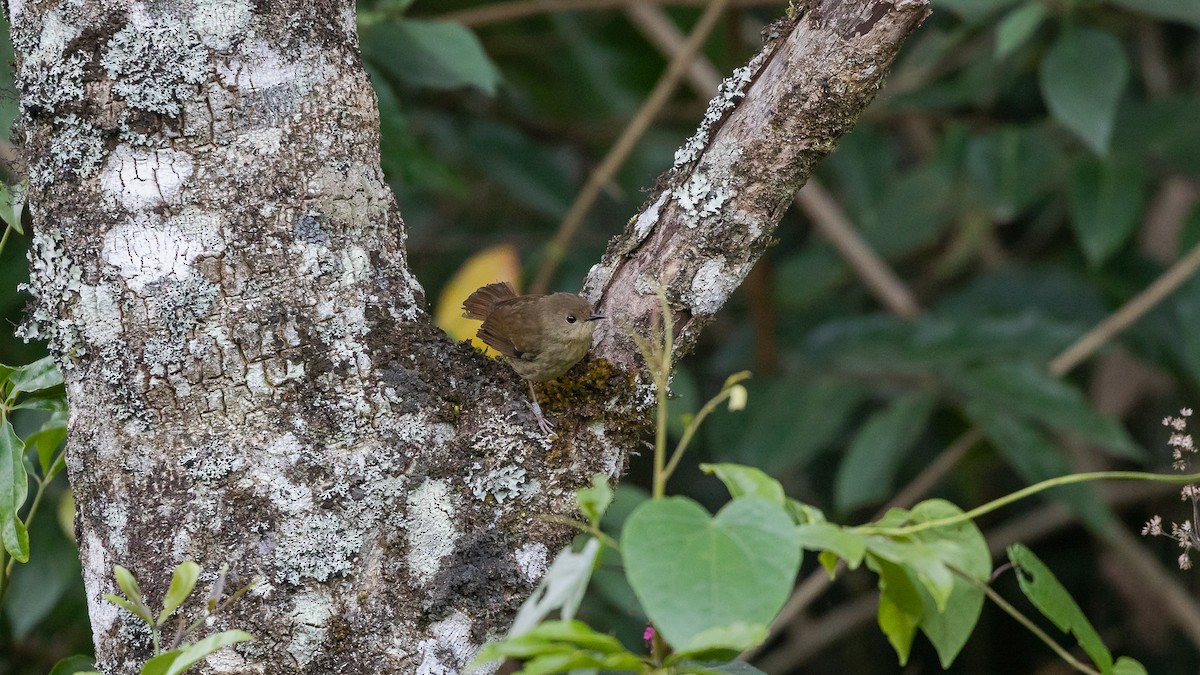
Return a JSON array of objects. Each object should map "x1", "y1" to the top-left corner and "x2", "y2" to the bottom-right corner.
[
  {"x1": 8, "y1": 0, "x2": 926, "y2": 673},
  {"x1": 586, "y1": 0, "x2": 930, "y2": 369}
]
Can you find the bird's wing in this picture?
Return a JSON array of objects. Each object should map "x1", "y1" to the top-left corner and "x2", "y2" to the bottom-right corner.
[
  {"x1": 475, "y1": 324, "x2": 523, "y2": 359},
  {"x1": 462, "y1": 281, "x2": 519, "y2": 320},
  {"x1": 476, "y1": 297, "x2": 543, "y2": 361}
]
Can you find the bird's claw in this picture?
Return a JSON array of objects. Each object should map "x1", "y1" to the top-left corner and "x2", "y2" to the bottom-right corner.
[{"x1": 529, "y1": 399, "x2": 557, "y2": 438}]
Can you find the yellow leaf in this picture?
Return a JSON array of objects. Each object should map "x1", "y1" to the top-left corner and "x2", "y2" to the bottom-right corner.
[{"x1": 435, "y1": 244, "x2": 521, "y2": 357}]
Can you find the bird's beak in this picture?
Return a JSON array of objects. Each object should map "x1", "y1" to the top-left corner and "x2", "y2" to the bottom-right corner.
[{"x1": 587, "y1": 313, "x2": 606, "y2": 321}]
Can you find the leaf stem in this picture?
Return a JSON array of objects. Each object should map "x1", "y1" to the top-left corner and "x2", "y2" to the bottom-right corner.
[
  {"x1": 953, "y1": 566, "x2": 1101, "y2": 675},
  {"x1": 661, "y1": 373, "x2": 749, "y2": 482},
  {"x1": 856, "y1": 470, "x2": 1200, "y2": 537}
]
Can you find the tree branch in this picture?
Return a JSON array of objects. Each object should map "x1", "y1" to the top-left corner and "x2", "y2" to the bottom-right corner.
[{"x1": 585, "y1": 0, "x2": 932, "y2": 370}]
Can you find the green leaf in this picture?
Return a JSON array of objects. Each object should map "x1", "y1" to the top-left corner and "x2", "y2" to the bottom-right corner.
[
  {"x1": 49, "y1": 655, "x2": 96, "y2": 675},
  {"x1": 25, "y1": 424, "x2": 66, "y2": 477},
  {"x1": 362, "y1": 19, "x2": 501, "y2": 95},
  {"x1": 13, "y1": 388, "x2": 68, "y2": 413},
  {"x1": 1008, "y1": 544, "x2": 1113, "y2": 672},
  {"x1": 111, "y1": 565, "x2": 153, "y2": 624},
  {"x1": 951, "y1": 361, "x2": 1143, "y2": 461},
  {"x1": 473, "y1": 620, "x2": 645, "y2": 673},
  {"x1": 509, "y1": 538, "x2": 601, "y2": 636},
  {"x1": 785, "y1": 499, "x2": 826, "y2": 526},
  {"x1": 0, "y1": 181, "x2": 25, "y2": 235},
  {"x1": 140, "y1": 651, "x2": 184, "y2": 675},
  {"x1": 1067, "y1": 155, "x2": 1148, "y2": 266},
  {"x1": 622, "y1": 497, "x2": 801, "y2": 652},
  {"x1": 158, "y1": 561, "x2": 201, "y2": 626},
  {"x1": 1113, "y1": 656, "x2": 1149, "y2": 675},
  {"x1": 1108, "y1": 0, "x2": 1200, "y2": 29},
  {"x1": 867, "y1": 556, "x2": 922, "y2": 665},
  {"x1": 834, "y1": 391, "x2": 936, "y2": 512},
  {"x1": 795, "y1": 522, "x2": 867, "y2": 572},
  {"x1": 518, "y1": 650, "x2": 645, "y2": 675},
  {"x1": 994, "y1": 2, "x2": 1045, "y2": 59},
  {"x1": 906, "y1": 500, "x2": 990, "y2": 668},
  {"x1": 1039, "y1": 28, "x2": 1129, "y2": 155},
  {"x1": 103, "y1": 594, "x2": 154, "y2": 624},
  {"x1": 0, "y1": 419, "x2": 29, "y2": 562},
  {"x1": 6, "y1": 356, "x2": 64, "y2": 398},
  {"x1": 575, "y1": 473, "x2": 612, "y2": 526},
  {"x1": 6, "y1": 512, "x2": 83, "y2": 639},
  {"x1": 700, "y1": 463, "x2": 786, "y2": 506},
  {"x1": 964, "y1": 126, "x2": 1059, "y2": 223},
  {"x1": 866, "y1": 536, "x2": 954, "y2": 612},
  {"x1": 159, "y1": 630, "x2": 253, "y2": 675}
]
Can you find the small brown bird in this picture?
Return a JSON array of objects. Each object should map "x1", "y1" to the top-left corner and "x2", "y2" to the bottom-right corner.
[{"x1": 462, "y1": 282, "x2": 604, "y2": 434}]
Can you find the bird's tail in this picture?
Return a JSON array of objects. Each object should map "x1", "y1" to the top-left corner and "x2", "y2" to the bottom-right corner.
[{"x1": 462, "y1": 282, "x2": 518, "y2": 320}]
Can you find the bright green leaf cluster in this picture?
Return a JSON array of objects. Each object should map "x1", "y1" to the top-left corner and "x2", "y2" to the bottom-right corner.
[
  {"x1": 0, "y1": 356, "x2": 66, "y2": 568},
  {"x1": 87, "y1": 561, "x2": 255, "y2": 675}
]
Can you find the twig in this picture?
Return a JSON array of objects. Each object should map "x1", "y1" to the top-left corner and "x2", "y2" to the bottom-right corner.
[
  {"x1": 529, "y1": 0, "x2": 733, "y2": 294},
  {"x1": 795, "y1": 182, "x2": 922, "y2": 318},
  {"x1": 626, "y1": 3, "x2": 923, "y2": 319},
  {"x1": 961, "y1": 567, "x2": 1102, "y2": 675},
  {"x1": 1048, "y1": 241, "x2": 1200, "y2": 376}
]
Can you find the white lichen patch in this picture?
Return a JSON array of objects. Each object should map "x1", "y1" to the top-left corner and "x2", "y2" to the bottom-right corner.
[
  {"x1": 179, "y1": 437, "x2": 244, "y2": 482},
  {"x1": 101, "y1": 7, "x2": 209, "y2": 116},
  {"x1": 102, "y1": 501, "x2": 129, "y2": 554},
  {"x1": 17, "y1": 229, "x2": 83, "y2": 357},
  {"x1": 689, "y1": 256, "x2": 742, "y2": 316},
  {"x1": 582, "y1": 263, "x2": 613, "y2": 306},
  {"x1": 274, "y1": 512, "x2": 362, "y2": 584},
  {"x1": 673, "y1": 53, "x2": 765, "y2": 168},
  {"x1": 235, "y1": 127, "x2": 283, "y2": 155},
  {"x1": 632, "y1": 192, "x2": 667, "y2": 242},
  {"x1": 589, "y1": 422, "x2": 623, "y2": 477},
  {"x1": 672, "y1": 173, "x2": 734, "y2": 224},
  {"x1": 101, "y1": 220, "x2": 208, "y2": 293},
  {"x1": 215, "y1": 39, "x2": 330, "y2": 112},
  {"x1": 515, "y1": 543, "x2": 549, "y2": 582},
  {"x1": 36, "y1": 114, "x2": 106, "y2": 185},
  {"x1": 189, "y1": 0, "x2": 253, "y2": 51},
  {"x1": 286, "y1": 591, "x2": 332, "y2": 668},
  {"x1": 468, "y1": 463, "x2": 537, "y2": 504},
  {"x1": 81, "y1": 531, "x2": 119, "y2": 640},
  {"x1": 405, "y1": 479, "x2": 460, "y2": 585},
  {"x1": 16, "y1": 9, "x2": 85, "y2": 112},
  {"x1": 428, "y1": 612, "x2": 478, "y2": 671},
  {"x1": 100, "y1": 145, "x2": 195, "y2": 211},
  {"x1": 200, "y1": 647, "x2": 248, "y2": 673}
]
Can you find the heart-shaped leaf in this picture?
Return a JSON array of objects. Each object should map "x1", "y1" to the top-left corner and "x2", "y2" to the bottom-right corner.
[{"x1": 622, "y1": 496, "x2": 800, "y2": 652}]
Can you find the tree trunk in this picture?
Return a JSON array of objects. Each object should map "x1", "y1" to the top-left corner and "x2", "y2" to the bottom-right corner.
[{"x1": 9, "y1": 0, "x2": 927, "y2": 672}]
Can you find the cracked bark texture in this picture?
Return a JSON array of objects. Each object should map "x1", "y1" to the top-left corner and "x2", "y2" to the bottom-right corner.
[{"x1": 8, "y1": 0, "x2": 927, "y2": 673}]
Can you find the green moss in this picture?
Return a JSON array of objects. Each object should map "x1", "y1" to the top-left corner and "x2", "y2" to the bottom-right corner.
[{"x1": 534, "y1": 357, "x2": 646, "y2": 460}]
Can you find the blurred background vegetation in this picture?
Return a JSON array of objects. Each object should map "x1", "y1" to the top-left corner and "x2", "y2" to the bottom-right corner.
[{"x1": 2, "y1": 0, "x2": 1199, "y2": 672}]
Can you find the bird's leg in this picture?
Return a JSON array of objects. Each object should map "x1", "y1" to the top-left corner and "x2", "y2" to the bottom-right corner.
[{"x1": 527, "y1": 380, "x2": 555, "y2": 436}]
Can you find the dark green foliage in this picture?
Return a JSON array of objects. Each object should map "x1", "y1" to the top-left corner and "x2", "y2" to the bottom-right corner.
[{"x1": 6, "y1": 0, "x2": 1200, "y2": 672}]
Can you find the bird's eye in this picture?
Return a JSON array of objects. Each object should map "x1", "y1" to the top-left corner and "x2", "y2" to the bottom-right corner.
[{"x1": 566, "y1": 315, "x2": 577, "y2": 324}]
